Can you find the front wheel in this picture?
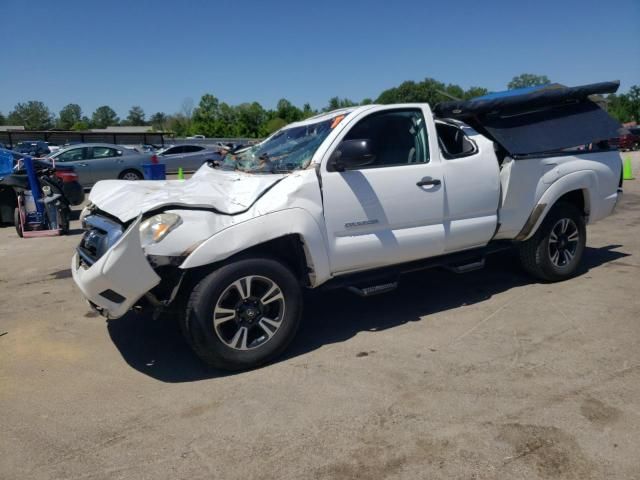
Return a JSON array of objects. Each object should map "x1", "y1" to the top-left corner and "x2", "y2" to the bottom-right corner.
[
  {"x1": 182, "y1": 257, "x2": 303, "y2": 371},
  {"x1": 518, "y1": 202, "x2": 586, "y2": 282}
]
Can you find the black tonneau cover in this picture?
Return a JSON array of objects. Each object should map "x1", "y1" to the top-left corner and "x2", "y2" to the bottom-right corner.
[{"x1": 434, "y1": 81, "x2": 623, "y2": 156}]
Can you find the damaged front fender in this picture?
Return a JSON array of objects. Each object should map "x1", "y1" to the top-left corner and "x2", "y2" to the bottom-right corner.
[{"x1": 179, "y1": 208, "x2": 332, "y2": 287}]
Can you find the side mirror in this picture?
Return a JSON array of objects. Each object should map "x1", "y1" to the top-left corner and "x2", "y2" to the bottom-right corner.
[{"x1": 329, "y1": 139, "x2": 375, "y2": 172}]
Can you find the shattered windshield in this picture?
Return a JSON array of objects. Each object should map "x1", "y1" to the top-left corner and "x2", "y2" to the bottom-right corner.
[{"x1": 217, "y1": 114, "x2": 347, "y2": 173}]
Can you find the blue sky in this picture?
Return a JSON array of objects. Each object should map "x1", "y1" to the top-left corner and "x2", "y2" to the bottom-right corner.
[{"x1": 2, "y1": 0, "x2": 639, "y2": 118}]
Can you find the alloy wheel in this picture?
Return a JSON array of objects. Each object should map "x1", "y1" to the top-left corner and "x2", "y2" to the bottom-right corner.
[
  {"x1": 548, "y1": 218, "x2": 579, "y2": 267},
  {"x1": 212, "y1": 275, "x2": 285, "y2": 351}
]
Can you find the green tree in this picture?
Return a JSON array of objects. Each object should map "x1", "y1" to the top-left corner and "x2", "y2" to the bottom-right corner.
[
  {"x1": 149, "y1": 112, "x2": 168, "y2": 131},
  {"x1": 8, "y1": 101, "x2": 54, "y2": 130},
  {"x1": 302, "y1": 103, "x2": 315, "y2": 119},
  {"x1": 58, "y1": 103, "x2": 82, "y2": 129},
  {"x1": 276, "y1": 98, "x2": 302, "y2": 123},
  {"x1": 72, "y1": 120, "x2": 90, "y2": 131},
  {"x1": 166, "y1": 114, "x2": 191, "y2": 137},
  {"x1": 463, "y1": 87, "x2": 489, "y2": 99},
  {"x1": 192, "y1": 94, "x2": 221, "y2": 137},
  {"x1": 627, "y1": 85, "x2": 640, "y2": 122},
  {"x1": 325, "y1": 97, "x2": 357, "y2": 111},
  {"x1": 236, "y1": 102, "x2": 267, "y2": 137},
  {"x1": 125, "y1": 105, "x2": 146, "y2": 125},
  {"x1": 608, "y1": 85, "x2": 640, "y2": 123},
  {"x1": 360, "y1": 98, "x2": 373, "y2": 105},
  {"x1": 377, "y1": 78, "x2": 448, "y2": 105},
  {"x1": 444, "y1": 84, "x2": 465, "y2": 101},
  {"x1": 263, "y1": 117, "x2": 287, "y2": 135},
  {"x1": 91, "y1": 106, "x2": 119, "y2": 128},
  {"x1": 0, "y1": 111, "x2": 5, "y2": 126},
  {"x1": 508, "y1": 73, "x2": 550, "y2": 90},
  {"x1": 218, "y1": 102, "x2": 239, "y2": 136}
]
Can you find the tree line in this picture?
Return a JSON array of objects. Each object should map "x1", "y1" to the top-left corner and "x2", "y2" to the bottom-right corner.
[{"x1": 1, "y1": 74, "x2": 638, "y2": 137}]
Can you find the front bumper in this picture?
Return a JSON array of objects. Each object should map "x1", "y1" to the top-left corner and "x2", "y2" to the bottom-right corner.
[{"x1": 71, "y1": 215, "x2": 161, "y2": 319}]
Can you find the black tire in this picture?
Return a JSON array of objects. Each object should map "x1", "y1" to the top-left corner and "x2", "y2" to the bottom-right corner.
[
  {"x1": 518, "y1": 202, "x2": 586, "y2": 282},
  {"x1": 14, "y1": 208, "x2": 23, "y2": 237},
  {"x1": 118, "y1": 169, "x2": 143, "y2": 181},
  {"x1": 182, "y1": 257, "x2": 303, "y2": 371}
]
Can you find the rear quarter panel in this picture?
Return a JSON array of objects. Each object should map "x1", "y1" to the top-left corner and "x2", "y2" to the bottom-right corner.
[{"x1": 495, "y1": 150, "x2": 622, "y2": 240}]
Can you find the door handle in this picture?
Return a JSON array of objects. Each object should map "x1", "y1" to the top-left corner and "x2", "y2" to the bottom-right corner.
[{"x1": 416, "y1": 178, "x2": 441, "y2": 187}]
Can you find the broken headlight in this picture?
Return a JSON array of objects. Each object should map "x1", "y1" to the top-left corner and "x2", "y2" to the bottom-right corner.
[{"x1": 139, "y1": 213, "x2": 182, "y2": 248}]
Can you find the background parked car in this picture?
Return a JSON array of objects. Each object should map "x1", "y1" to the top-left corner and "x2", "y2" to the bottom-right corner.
[
  {"x1": 14, "y1": 141, "x2": 51, "y2": 157},
  {"x1": 46, "y1": 143, "x2": 61, "y2": 153},
  {"x1": 47, "y1": 143, "x2": 152, "y2": 188},
  {"x1": 610, "y1": 126, "x2": 640, "y2": 151},
  {"x1": 157, "y1": 144, "x2": 223, "y2": 172}
]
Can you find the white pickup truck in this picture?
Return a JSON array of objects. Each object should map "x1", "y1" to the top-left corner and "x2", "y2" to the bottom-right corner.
[{"x1": 72, "y1": 81, "x2": 624, "y2": 370}]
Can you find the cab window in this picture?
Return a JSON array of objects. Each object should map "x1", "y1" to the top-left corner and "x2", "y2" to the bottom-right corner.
[
  {"x1": 436, "y1": 122, "x2": 477, "y2": 158},
  {"x1": 343, "y1": 109, "x2": 429, "y2": 168}
]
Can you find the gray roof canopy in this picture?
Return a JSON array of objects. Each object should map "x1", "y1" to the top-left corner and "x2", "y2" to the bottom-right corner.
[{"x1": 434, "y1": 81, "x2": 623, "y2": 156}]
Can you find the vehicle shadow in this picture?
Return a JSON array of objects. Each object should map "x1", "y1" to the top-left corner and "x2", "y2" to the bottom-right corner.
[{"x1": 106, "y1": 245, "x2": 629, "y2": 383}]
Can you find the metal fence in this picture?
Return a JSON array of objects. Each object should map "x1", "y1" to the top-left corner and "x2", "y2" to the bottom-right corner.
[{"x1": 0, "y1": 131, "x2": 260, "y2": 149}]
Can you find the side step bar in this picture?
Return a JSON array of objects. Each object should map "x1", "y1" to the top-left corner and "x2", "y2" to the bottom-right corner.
[
  {"x1": 347, "y1": 281, "x2": 398, "y2": 297},
  {"x1": 320, "y1": 240, "x2": 513, "y2": 293},
  {"x1": 443, "y1": 258, "x2": 485, "y2": 274}
]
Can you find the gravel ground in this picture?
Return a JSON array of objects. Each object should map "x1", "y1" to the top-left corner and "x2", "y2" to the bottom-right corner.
[{"x1": 1, "y1": 152, "x2": 639, "y2": 480}]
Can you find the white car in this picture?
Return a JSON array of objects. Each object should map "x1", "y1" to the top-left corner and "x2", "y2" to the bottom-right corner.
[{"x1": 72, "y1": 81, "x2": 624, "y2": 370}]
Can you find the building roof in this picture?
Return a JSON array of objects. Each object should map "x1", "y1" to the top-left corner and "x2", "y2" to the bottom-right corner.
[
  {"x1": 90, "y1": 126, "x2": 153, "y2": 133},
  {"x1": 0, "y1": 126, "x2": 25, "y2": 131}
]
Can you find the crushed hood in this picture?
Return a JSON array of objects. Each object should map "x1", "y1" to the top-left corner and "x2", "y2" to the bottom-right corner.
[{"x1": 89, "y1": 167, "x2": 286, "y2": 222}]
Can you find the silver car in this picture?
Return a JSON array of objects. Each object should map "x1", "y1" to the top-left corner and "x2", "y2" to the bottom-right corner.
[
  {"x1": 157, "y1": 144, "x2": 223, "y2": 172},
  {"x1": 48, "y1": 143, "x2": 151, "y2": 187}
]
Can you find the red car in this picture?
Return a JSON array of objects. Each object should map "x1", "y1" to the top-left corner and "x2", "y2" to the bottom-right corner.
[{"x1": 610, "y1": 126, "x2": 640, "y2": 151}]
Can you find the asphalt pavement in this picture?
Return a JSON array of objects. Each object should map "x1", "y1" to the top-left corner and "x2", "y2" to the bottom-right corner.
[{"x1": 1, "y1": 152, "x2": 639, "y2": 479}]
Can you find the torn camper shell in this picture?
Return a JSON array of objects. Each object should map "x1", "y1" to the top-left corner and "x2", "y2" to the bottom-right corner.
[{"x1": 434, "y1": 81, "x2": 623, "y2": 156}]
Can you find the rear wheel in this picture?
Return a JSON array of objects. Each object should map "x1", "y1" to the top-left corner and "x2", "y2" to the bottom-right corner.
[
  {"x1": 182, "y1": 257, "x2": 303, "y2": 371},
  {"x1": 118, "y1": 169, "x2": 143, "y2": 181},
  {"x1": 518, "y1": 202, "x2": 586, "y2": 282}
]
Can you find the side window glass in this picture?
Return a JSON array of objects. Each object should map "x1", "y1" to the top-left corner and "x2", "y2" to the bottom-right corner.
[
  {"x1": 167, "y1": 146, "x2": 184, "y2": 154},
  {"x1": 92, "y1": 147, "x2": 116, "y2": 159},
  {"x1": 56, "y1": 148, "x2": 84, "y2": 162},
  {"x1": 187, "y1": 146, "x2": 203, "y2": 153},
  {"x1": 343, "y1": 109, "x2": 429, "y2": 168}
]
